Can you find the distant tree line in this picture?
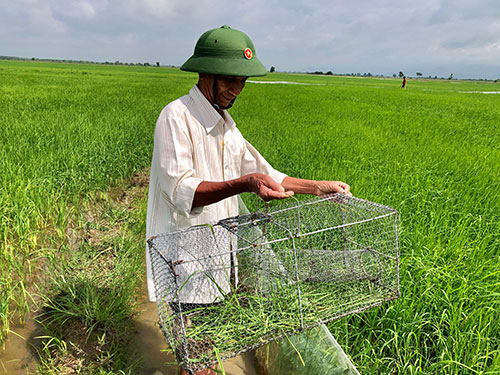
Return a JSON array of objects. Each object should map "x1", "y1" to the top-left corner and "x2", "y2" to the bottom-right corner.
[
  {"x1": 2, "y1": 56, "x2": 498, "y2": 82},
  {"x1": 308, "y1": 70, "x2": 334, "y2": 75},
  {"x1": 0, "y1": 55, "x2": 172, "y2": 68},
  {"x1": 393, "y1": 71, "x2": 461, "y2": 80}
]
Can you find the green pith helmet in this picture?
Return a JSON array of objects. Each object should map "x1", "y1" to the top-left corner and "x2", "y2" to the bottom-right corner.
[{"x1": 181, "y1": 25, "x2": 267, "y2": 77}]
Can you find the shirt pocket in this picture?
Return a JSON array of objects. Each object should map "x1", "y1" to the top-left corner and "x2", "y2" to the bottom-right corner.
[
  {"x1": 224, "y1": 138, "x2": 244, "y2": 178},
  {"x1": 225, "y1": 137, "x2": 244, "y2": 157}
]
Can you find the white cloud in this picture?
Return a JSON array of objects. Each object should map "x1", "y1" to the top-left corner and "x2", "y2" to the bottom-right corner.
[
  {"x1": 49, "y1": 0, "x2": 99, "y2": 20},
  {"x1": 1, "y1": 0, "x2": 499, "y2": 78}
]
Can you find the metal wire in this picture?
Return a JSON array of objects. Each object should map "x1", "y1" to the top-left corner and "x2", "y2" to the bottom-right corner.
[{"x1": 148, "y1": 193, "x2": 400, "y2": 373}]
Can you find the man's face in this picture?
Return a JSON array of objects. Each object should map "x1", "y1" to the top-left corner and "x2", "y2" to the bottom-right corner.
[
  {"x1": 215, "y1": 75, "x2": 248, "y2": 107},
  {"x1": 198, "y1": 74, "x2": 248, "y2": 109}
]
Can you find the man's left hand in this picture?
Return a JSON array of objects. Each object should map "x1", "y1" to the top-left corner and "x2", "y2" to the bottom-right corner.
[{"x1": 314, "y1": 181, "x2": 352, "y2": 196}]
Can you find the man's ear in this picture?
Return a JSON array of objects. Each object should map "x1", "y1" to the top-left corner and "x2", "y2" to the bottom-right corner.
[{"x1": 198, "y1": 73, "x2": 211, "y2": 82}]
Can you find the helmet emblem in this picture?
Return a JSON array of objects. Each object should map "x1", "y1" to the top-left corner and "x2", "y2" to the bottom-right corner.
[{"x1": 244, "y1": 48, "x2": 253, "y2": 60}]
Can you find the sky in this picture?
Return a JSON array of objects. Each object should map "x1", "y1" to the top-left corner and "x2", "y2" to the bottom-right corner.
[{"x1": 1, "y1": 0, "x2": 499, "y2": 79}]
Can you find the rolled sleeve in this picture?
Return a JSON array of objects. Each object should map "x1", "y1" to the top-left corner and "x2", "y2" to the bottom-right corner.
[
  {"x1": 174, "y1": 175, "x2": 204, "y2": 217},
  {"x1": 268, "y1": 168, "x2": 287, "y2": 185}
]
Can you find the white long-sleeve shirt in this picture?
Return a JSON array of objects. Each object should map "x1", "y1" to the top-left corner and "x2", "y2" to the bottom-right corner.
[{"x1": 146, "y1": 85, "x2": 287, "y2": 302}]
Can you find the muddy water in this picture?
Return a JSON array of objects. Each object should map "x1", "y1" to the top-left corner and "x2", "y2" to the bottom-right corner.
[
  {"x1": 0, "y1": 294, "x2": 258, "y2": 375},
  {"x1": 0, "y1": 298, "x2": 258, "y2": 375},
  {"x1": 132, "y1": 289, "x2": 178, "y2": 375},
  {"x1": 0, "y1": 277, "x2": 258, "y2": 375},
  {"x1": 0, "y1": 313, "x2": 43, "y2": 375},
  {"x1": 133, "y1": 280, "x2": 259, "y2": 375}
]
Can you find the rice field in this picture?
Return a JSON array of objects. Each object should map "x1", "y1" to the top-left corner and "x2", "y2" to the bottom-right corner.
[{"x1": 1, "y1": 59, "x2": 499, "y2": 374}]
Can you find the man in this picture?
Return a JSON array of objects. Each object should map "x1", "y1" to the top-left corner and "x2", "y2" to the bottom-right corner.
[{"x1": 146, "y1": 25, "x2": 351, "y2": 374}]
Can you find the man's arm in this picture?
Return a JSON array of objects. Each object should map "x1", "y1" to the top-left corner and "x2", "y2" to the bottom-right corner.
[
  {"x1": 235, "y1": 133, "x2": 350, "y2": 199},
  {"x1": 282, "y1": 176, "x2": 351, "y2": 196},
  {"x1": 192, "y1": 173, "x2": 351, "y2": 209},
  {"x1": 192, "y1": 173, "x2": 293, "y2": 208}
]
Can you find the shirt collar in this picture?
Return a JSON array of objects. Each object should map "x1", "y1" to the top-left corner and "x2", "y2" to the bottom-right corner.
[{"x1": 189, "y1": 85, "x2": 235, "y2": 134}]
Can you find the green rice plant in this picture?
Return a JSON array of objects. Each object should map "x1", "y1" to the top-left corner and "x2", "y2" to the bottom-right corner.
[
  {"x1": 34, "y1": 188, "x2": 146, "y2": 374},
  {"x1": 235, "y1": 77, "x2": 500, "y2": 374},
  {"x1": 1, "y1": 60, "x2": 499, "y2": 373},
  {"x1": 0, "y1": 60, "x2": 191, "y2": 341}
]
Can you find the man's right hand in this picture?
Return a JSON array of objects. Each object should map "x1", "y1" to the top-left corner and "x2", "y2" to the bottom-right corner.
[
  {"x1": 193, "y1": 174, "x2": 293, "y2": 208},
  {"x1": 243, "y1": 173, "x2": 294, "y2": 201}
]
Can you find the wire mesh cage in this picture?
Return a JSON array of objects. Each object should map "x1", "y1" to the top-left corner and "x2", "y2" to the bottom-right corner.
[{"x1": 148, "y1": 194, "x2": 400, "y2": 373}]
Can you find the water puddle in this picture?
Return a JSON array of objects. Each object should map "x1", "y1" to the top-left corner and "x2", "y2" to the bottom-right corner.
[
  {"x1": 133, "y1": 279, "x2": 259, "y2": 375},
  {"x1": 132, "y1": 285, "x2": 178, "y2": 375},
  {"x1": 459, "y1": 91, "x2": 500, "y2": 94},
  {"x1": 0, "y1": 313, "x2": 43, "y2": 375},
  {"x1": 0, "y1": 287, "x2": 258, "y2": 375}
]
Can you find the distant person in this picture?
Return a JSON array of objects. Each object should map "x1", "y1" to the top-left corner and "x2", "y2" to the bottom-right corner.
[
  {"x1": 402, "y1": 76, "x2": 407, "y2": 88},
  {"x1": 146, "y1": 25, "x2": 351, "y2": 375}
]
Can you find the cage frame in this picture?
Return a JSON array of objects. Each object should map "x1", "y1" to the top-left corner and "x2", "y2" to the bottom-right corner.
[{"x1": 147, "y1": 193, "x2": 400, "y2": 372}]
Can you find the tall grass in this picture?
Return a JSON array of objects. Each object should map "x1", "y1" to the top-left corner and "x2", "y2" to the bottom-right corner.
[
  {"x1": 0, "y1": 60, "x2": 190, "y2": 341},
  {"x1": 35, "y1": 187, "x2": 147, "y2": 374},
  {"x1": 1, "y1": 61, "x2": 499, "y2": 373},
  {"x1": 236, "y1": 76, "x2": 500, "y2": 374}
]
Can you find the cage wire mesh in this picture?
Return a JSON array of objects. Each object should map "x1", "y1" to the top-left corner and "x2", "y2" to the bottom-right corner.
[{"x1": 148, "y1": 193, "x2": 400, "y2": 373}]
